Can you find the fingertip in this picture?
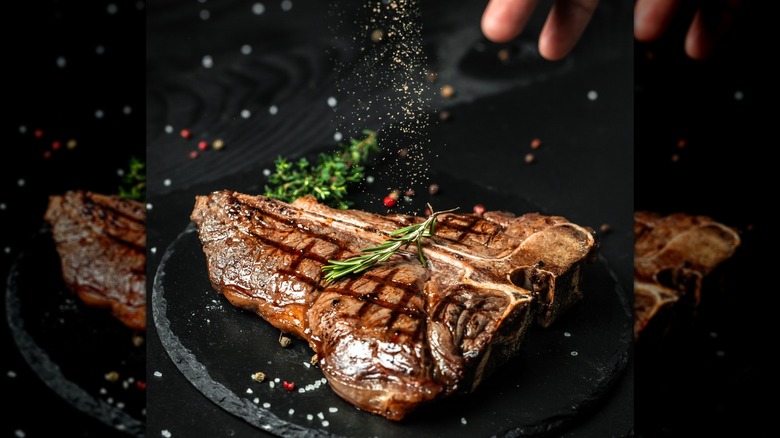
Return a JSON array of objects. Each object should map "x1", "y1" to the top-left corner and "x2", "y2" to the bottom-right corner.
[
  {"x1": 538, "y1": 35, "x2": 569, "y2": 61},
  {"x1": 481, "y1": 10, "x2": 519, "y2": 43}
]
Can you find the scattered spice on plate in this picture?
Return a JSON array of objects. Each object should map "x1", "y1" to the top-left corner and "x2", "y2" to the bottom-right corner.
[
  {"x1": 279, "y1": 332, "x2": 292, "y2": 348},
  {"x1": 438, "y1": 110, "x2": 451, "y2": 122},
  {"x1": 251, "y1": 371, "x2": 266, "y2": 383},
  {"x1": 473, "y1": 204, "x2": 485, "y2": 216},
  {"x1": 428, "y1": 183, "x2": 439, "y2": 195},
  {"x1": 212, "y1": 139, "x2": 225, "y2": 150},
  {"x1": 283, "y1": 381, "x2": 295, "y2": 391},
  {"x1": 180, "y1": 129, "x2": 191, "y2": 139},
  {"x1": 530, "y1": 138, "x2": 542, "y2": 149},
  {"x1": 524, "y1": 153, "x2": 535, "y2": 164},
  {"x1": 105, "y1": 371, "x2": 120, "y2": 382},
  {"x1": 440, "y1": 85, "x2": 455, "y2": 98}
]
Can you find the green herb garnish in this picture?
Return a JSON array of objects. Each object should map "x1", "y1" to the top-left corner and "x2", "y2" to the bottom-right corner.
[
  {"x1": 118, "y1": 157, "x2": 146, "y2": 201},
  {"x1": 264, "y1": 130, "x2": 379, "y2": 209},
  {"x1": 321, "y1": 205, "x2": 457, "y2": 284}
]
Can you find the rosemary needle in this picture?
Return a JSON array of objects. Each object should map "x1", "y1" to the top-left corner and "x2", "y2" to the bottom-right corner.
[{"x1": 321, "y1": 205, "x2": 458, "y2": 284}]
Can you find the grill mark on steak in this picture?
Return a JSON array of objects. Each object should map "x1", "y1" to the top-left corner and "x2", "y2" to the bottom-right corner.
[
  {"x1": 437, "y1": 214, "x2": 488, "y2": 243},
  {"x1": 191, "y1": 191, "x2": 597, "y2": 420}
]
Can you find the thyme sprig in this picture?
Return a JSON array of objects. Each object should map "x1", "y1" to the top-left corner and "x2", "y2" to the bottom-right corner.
[
  {"x1": 264, "y1": 130, "x2": 379, "y2": 209},
  {"x1": 321, "y1": 205, "x2": 457, "y2": 284},
  {"x1": 118, "y1": 157, "x2": 146, "y2": 201}
]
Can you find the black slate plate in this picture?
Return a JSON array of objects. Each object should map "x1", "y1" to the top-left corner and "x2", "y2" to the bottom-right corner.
[
  {"x1": 5, "y1": 225, "x2": 146, "y2": 437},
  {"x1": 152, "y1": 171, "x2": 631, "y2": 438}
]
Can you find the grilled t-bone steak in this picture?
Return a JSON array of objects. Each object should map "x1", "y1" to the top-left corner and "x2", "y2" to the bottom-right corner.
[
  {"x1": 634, "y1": 211, "x2": 740, "y2": 340},
  {"x1": 191, "y1": 190, "x2": 598, "y2": 420},
  {"x1": 44, "y1": 190, "x2": 146, "y2": 332}
]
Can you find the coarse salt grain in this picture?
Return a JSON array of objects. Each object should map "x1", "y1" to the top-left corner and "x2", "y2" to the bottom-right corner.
[
  {"x1": 95, "y1": 109, "x2": 105, "y2": 119},
  {"x1": 317, "y1": 412, "x2": 324, "y2": 420},
  {"x1": 303, "y1": 362, "x2": 310, "y2": 368},
  {"x1": 163, "y1": 179, "x2": 172, "y2": 187},
  {"x1": 461, "y1": 417, "x2": 467, "y2": 425},
  {"x1": 241, "y1": 44, "x2": 252, "y2": 55},
  {"x1": 202, "y1": 55, "x2": 213, "y2": 68},
  {"x1": 333, "y1": 131, "x2": 343, "y2": 141},
  {"x1": 328, "y1": 407, "x2": 338, "y2": 413},
  {"x1": 246, "y1": 388, "x2": 253, "y2": 394},
  {"x1": 15, "y1": 430, "x2": 25, "y2": 438},
  {"x1": 327, "y1": 97, "x2": 337, "y2": 107},
  {"x1": 100, "y1": 388, "x2": 108, "y2": 395},
  {"x1": 161, "y1": 430, "x2": 172, "y2": 438},
  {"x1": 306, "y1": 414, "x2": 313, "y2": 420},
  {"x1": 146, "y1": 203, "x2": 153, "y2": 210},
  {"x1": 734, "y1": 90, "x2": 744, "y2": 101},
  {"x1": 564, "y1": 332, "x2": 571, "y2": 337},
  {"x1": 288, "y1": 408, "x2": 295, "y2": 415},
  {"x1": 153, "y1": 371, "x2": 162, "y2": 377},
  {"x1": 165, "y1": 125, "x2": 174, "y2": 134},
  {"x1": 298, "y1": 388, "x2": 305, "y2": 393},
  {"x1": 56, "y1": 56, "x2": 66, "y2": 68},
  {"x1": 263, "y1": 169, "x2": 271, "y2": 177},
  {"x1": 281, "y1": 0, "x2": 293, "y2": 12},
  {"x1": 241, "y1": 109, "x2": 251, "y2": 118},
  {"x1": 252, "y1": 3, "x2": 265, "y2": 15},
  {"x1": 199, "y1": 9, "x2": 210, "y2": 20},
  {"x1": 269, "y1": 105, "x2": 278, "y2": 115},
  {"x1": 587, "y1": 90, "x2": 598, "y2": 101},
  {"x1": 322, "y1": 421, "x2": 330, "y2": 427},
  {"x1": 571, "y1": 351, "x2": 578, "y2": 356},
  {"x1": 123, "y1": 106, "x2": 132, "y2": 115},
  {"x1": 269, "y1": 381, "x2": 275, "y2": 388},
  {"x1": 107, "y1": 3, "x2": 118, "y2": 14},
  {"x1": 274, "y1": 378, "x2": 280, "y2": 383},
  {"x1": 263, "y1": 402, "x2": 271, "y2": 408}
]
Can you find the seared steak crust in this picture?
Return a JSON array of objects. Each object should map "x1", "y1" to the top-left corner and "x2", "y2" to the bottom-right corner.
[
  {"x1": 44, "y1": 190, "x2": 146, "y2": 331},
  {"x1": 191, "y1": 190, "x2": 597, "y2": 420}
]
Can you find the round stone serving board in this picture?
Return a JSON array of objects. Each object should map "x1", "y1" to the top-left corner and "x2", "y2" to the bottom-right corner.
[{"x1": 152, "y1": 173, "x2": 631, "y2": 438}]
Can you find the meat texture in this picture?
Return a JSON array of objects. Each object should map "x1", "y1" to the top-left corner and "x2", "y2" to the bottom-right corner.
[
  {"x1": 191, "y1": 190, "x2": 598, "y2": 420},
  {"x1": 633, "y1": 211, "x2": 740, "y2": 340},
  {"x1": 44, "y1": 190, "x2": 146, "y2": 331}
]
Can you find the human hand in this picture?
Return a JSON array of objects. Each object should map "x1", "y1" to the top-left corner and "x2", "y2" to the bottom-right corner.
[
  {"x1": 634, "y1": 0, "x2": 743, "y2": 60},
  {"x1": 481, "y1": 0, "x2": 600, "y2": 61}
]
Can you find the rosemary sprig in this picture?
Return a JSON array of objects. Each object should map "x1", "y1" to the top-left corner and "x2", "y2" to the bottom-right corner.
[
  {"x1": 264, "y1": 130, "x2": 379, "y2": 209},
  {"x1": 321, "y1": 205, "x2": 457, "y2": 284},
  {"x1": 118, "y1": 157, "x2": 146, "y2": 201}
]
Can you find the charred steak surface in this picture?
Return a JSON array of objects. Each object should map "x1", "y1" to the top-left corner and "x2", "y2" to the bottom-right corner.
[
  {"x1": 191, "y1": 190, "x2": 598, "y2": 420},
  {"x1": 44, "y1": 190, "x2": 146, "y2": 331}
]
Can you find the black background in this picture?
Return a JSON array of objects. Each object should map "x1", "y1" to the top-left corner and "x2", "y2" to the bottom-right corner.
[
  {"x1": 2, "y1": 1, "x2": 145, "y2": 437},
  {"x1": 634, "y1": 1, "x2": 771, "y2": 436}
]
